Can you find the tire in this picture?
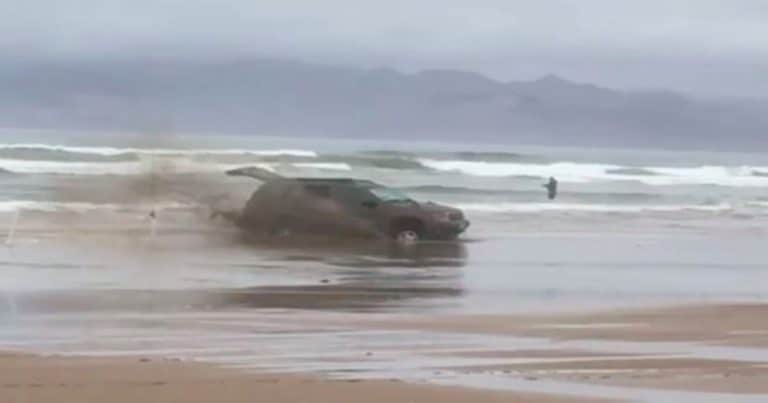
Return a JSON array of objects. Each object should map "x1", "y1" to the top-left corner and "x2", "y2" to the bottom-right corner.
[
  {"x1": 269, "y1": 216, "x2": 296, "y2": 238},
  {"x1": 390, "y1": 219, "x2": 424, "y2": 245},
  {"x1": 394, "y1": 229, "x2": 420, "y2": 244}
]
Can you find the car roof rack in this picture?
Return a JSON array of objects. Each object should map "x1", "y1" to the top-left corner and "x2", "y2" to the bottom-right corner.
[
  {"x1": 295, "y1": 178, "x2": 377, "y2": 186},
  {"x1": 227, "y1": 167, "x2": 378, "y2": 187},
  {"x1": 226, "y1": 166, "x2": 283, "y2": 181}
]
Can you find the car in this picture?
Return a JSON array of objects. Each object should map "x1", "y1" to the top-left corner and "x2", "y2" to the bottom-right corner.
[{"x1": 225, "y1": 167, "x2": 469, "y2": 242}]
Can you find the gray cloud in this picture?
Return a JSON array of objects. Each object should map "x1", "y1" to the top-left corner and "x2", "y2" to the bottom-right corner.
[{"x1": 1, "y1": 0, "x2": 767, "y2": 97}]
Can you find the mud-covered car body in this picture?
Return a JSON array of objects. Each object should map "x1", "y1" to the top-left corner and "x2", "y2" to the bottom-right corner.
[{"x1": 230, "y1": 171, "x2": 469, "y2": 241}]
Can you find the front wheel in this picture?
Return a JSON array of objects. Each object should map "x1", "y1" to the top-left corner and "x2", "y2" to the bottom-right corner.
[{"x1": 393, "y1": 228, "x2": 421, "y2": 245}]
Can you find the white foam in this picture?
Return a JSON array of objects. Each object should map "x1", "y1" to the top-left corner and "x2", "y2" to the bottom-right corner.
[
  {"x1": 419, "y1": 159, "x2": 619, "y2": 183},
  {"x1": 0, "y1": 159, "x2": 143, "y2": 175},
  {"x1": 0, "y1": 143, "x2": 318, "y2": 158},
  {"x1": 291, "y1": 162, "x2": 352, "y2": 171},
  {"x1": 0, "y1": 201, "x2": 193, "y2": 213},
  {"x1": 0, "y1": 156, "x2": 360, "y2": 176},
  {"x1": 451, "y1": 202, "x2": 734, "y2": 214},
  {"x1": 642, "y1": 166, "x2": 768, "y2": 187},
  {"x1": 420, "y1": 159, "x2": 768, "y2": 187},
  {"x1": 0, "y1": 158, "x2": 272, "y2": 176}
]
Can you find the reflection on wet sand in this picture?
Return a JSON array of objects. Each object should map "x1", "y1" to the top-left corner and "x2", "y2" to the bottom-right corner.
[
  {"x1": 13, "y1": 284, "x2": 464, "y2": 314},
  {"x1": 6, "y1": 238, "x2": 468, "y2": 314},
  {"x1": 5, "y1": 303, "x2": 768, "y2": 403},
  {"x1": 238, "y1": 233, "x2": 469, "y2": 266},
  {"x1": 4, "y1": 206, "x2": 768, "y2": 402}
]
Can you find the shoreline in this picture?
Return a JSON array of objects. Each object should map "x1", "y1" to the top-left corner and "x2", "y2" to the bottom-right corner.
[{"x1": 3, "y1": 302, "x2": 768, "y2": 402}]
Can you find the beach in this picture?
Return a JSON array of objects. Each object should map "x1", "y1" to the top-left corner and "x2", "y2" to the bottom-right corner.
[
  {"x1": 1, "y1": 135, "x2": 768, "y2": 402},
  {"x1": 0, "y1": 354, "x2": 599, "y2": 403},
  {"x1": 3, "y1": 303, "x2": 768, "y2": 402}
]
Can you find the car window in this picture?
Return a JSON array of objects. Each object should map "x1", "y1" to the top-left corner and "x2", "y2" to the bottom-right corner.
[
  {"x1": 304, "y1": 184, "x2": 331, "y2": 198},
  {"x1": 333, "y1": 186, "x2": 371, "y2": 206},
  {"x1": 369, "y1": 186, "x2": 412, "y2": 203}
]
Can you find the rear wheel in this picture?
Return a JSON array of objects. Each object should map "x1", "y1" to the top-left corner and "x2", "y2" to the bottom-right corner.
[{"x1": 269, "y1": 216, "x2": 296, "y2": 238}]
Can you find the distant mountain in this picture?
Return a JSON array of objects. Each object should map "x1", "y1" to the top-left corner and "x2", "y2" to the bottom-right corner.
[{"x1": 1, "y1": 58, "x2": 766, "y2": 150}]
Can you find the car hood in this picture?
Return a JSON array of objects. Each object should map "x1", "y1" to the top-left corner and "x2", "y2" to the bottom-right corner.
[{"x1": 416, "y1": 201, "x2": 465, "y2": 217}]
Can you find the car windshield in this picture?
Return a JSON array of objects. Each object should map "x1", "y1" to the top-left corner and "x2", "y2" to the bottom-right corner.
[{"x1": 369, "y1": 187, "x2": 412, "y2": 203}]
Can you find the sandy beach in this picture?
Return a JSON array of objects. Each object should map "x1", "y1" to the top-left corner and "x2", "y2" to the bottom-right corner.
[
  {"x1": 2, "y1": 225, "x2": 768, "y2": 402},
  {"x1": 365, "y1": 303, "x2": 768, "y2": 396},
  {"x1": 0, "y1": 354, "x2": 600, "y2": 403},
  {"x1": 3, "y1": 303, "x2": 768, "y2": 402}
]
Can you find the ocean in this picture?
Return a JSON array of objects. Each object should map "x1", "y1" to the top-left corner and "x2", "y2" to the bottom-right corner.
[
  {"x1": 1, "y1": 129, "x2": 767, "y2": 308},
  {"x1": 2, "y1": 130, "x2": 768, "y2": 216},
  {"x1": 2, "y1": 130, "x2": 768, "y2": 402}
]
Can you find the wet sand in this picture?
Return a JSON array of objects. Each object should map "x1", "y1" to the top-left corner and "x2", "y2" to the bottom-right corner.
[
  {"x1": 369, "y1": 303, "x2": 768, "y2": 343},
  {"x1": 0, "y1": 353, "x2": 601, "y2": 403},
  {"x1": 365, "y1": 303, "x2": 768, "y2": 396},
  {"x1": 2, "y1": 208, "x2": 768, "y2": 402},
  {"x1": 3, "y1": 304, "x2": 768, "y2": 402}
]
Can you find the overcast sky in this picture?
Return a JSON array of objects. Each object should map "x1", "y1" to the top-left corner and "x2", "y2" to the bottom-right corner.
[{"x1": 1, "y1": 0, "x2": 766, "y2": 97}]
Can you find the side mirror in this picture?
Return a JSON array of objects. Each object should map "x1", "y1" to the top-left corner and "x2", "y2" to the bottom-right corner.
[{"x1": 362, "y1": 200, "x2": 379, "y2": 209}]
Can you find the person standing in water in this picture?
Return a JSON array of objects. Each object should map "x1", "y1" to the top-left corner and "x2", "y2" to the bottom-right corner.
[
  {"x1": 544, "y1": 177, "x2": 558, "y2": 200},
  {"x1": 148, "y1": 209, "x2": 158, "y2": 239}
]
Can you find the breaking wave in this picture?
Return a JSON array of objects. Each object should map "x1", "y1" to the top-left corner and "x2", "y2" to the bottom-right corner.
[
  {"x1": 402, "y1": 186, "x2": 665, "y2": 203},
  {"x1": 7, "y1": 143, "x2": 768, "y2": 189},
  {"x1": 605, "y1": 167, "x2": 660, "y2": 176},
  {"x1": 0, "y1": 158, "x2": 237, "y2": 175},
  {"x1": 746, "y1": 200, "x2": 768, "y2": 208},
  {"x1": 363, "y1": 149, "x2": 532, "y2": 162},
  {"x1": 451, "y1": 202, "x2": 735, "y2": 214},
  {"x1": 452, "y1": 151, "x2": 529, "y2": 161},
  {"x1": 0, "y1": 200, "x2": 194, "y2": 213},
  {"x1": 0, "y1": 144, "x2": 318, "y2": 161},
  {"x1": 0, "y1": 158, "x2": 350, "y2": 176},
  {"x1": 291, "y1": 162, "x2": 351, "y2": 171},
  {"x1": 419, "y1": 159, "x2": 620, "y2": 182},
  {"x1": 419, "y1": 159, "x2": 768, "y2": 187},
  {"x1": 3, "y1": 142, "x2": 768, "y2": 193},
  {"x1": 328, "y1": 155, "x2": 427, "y2": 170}
]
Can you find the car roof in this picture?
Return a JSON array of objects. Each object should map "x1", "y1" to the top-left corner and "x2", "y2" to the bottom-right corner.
[{"x1": 277, "y1": 178, "x2": 380, "y2": 187}]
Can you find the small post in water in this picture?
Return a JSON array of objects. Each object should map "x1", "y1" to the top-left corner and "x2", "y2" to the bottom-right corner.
[
  {"x1": 3, "y1": 211, "x2": 20, "y2": 316},
  {"x1": 2, "y1": 291, "x2": 17, "y2": 317},
  {"x1": 4, "y1": 210, "x2": 20, "y2": 246}
]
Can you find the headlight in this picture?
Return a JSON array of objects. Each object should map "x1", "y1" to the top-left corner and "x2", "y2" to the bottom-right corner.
[{"x1": 432, "y1": 211, "x2": 453, "y2": 222}]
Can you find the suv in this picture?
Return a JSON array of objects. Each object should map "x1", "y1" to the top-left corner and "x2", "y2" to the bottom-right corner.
[{"x1": 227, "y1": 167, "x2": 469, "y2": 242}]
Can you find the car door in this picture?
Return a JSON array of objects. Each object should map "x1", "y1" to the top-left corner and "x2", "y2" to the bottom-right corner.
[
  {"x1": 331, "y1": 185, "x2": 381, "y2": 237},
  {"x1": 297, "y1": 183, "x2": 345, "y2": 234}
]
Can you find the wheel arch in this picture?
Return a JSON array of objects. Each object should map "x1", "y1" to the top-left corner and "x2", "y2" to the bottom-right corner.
[{"x1": 389, "y1": 216, "x2": 425, "y2": 237}]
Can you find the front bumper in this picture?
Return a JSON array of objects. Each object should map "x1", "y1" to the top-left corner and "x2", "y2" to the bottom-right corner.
[{"x1": 427, "y1": 219, "x2": 470, "y2": 239}]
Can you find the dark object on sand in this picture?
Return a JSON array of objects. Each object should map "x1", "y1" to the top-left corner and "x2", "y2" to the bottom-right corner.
[
  {"x1": 543, "y1": 177, "x2": 558, "y2": 200},
  {"x1": 224, "y1": 167, "x2": 470, "y2": 243}
]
